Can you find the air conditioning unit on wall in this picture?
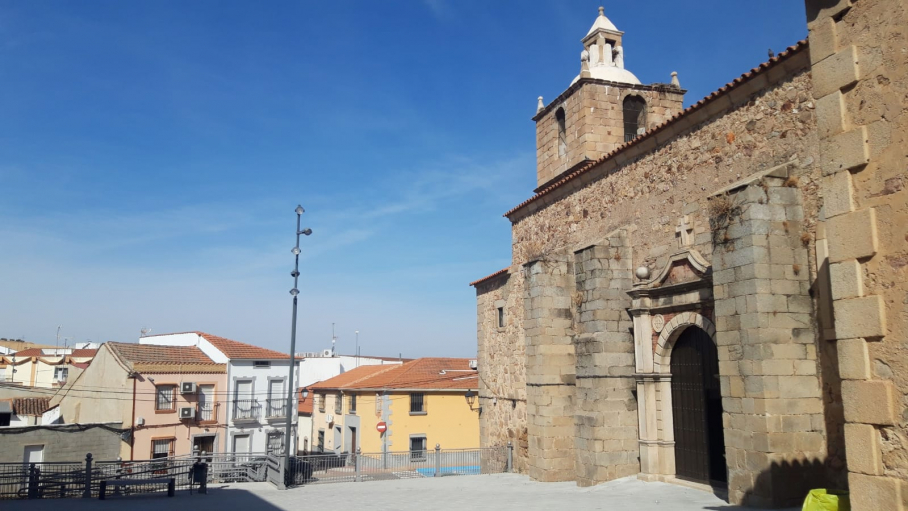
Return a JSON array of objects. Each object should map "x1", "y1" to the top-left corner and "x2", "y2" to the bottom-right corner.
[
  {"x1": 180, "y1": 407, "x2": 196, "y2": 420},
  {"x1": 181, "y1": 382, "x2": 197, "y2": 394}
]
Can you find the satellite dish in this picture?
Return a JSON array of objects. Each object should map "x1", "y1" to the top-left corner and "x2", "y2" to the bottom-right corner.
[{"x1": 140, "y1": 327, "x2": 152, "y2": 337}]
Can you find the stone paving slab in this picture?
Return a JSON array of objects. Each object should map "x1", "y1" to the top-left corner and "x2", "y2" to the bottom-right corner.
[{"x1": 3, "y1": 474, "x2": 800, "y2": 511}]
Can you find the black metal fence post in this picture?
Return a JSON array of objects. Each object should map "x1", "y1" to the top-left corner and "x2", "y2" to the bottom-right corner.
[
  {"x1": 82, "y1": 453, "x2": 93, "y2": 498},
  {"x1": 27, "y1": 464, "x2": 39, "y2": 500}
]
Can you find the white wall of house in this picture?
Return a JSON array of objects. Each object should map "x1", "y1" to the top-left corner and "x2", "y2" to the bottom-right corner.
[
  {"x1": 298, "y1": 356, "x2": 400, "y2": 388},
  {"x1": 297, "y1": 414, "x2": 313, "y2": 453},
  {"x1": 138, "y1": 333, "x2": 229, "y2": 363},
  {"x1": 227, "y1": 360, "x2": 299, "y2": 455}
]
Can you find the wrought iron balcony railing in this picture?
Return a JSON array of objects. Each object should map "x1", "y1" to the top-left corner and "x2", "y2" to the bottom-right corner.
[
  {"x1": 265, "y1": 398, "x2": 288, "y2": 418},
  {"x1": 233, "y1": 399, "x2": 261, "y2": 421}
]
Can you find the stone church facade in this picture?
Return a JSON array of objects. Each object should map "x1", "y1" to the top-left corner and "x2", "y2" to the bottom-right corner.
[{"x1": 472, "y1": 3, "x2": 907, "y2": 509}]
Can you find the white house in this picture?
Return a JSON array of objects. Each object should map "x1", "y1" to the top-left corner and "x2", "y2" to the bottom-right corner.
[{"x1": 140, "y1": 332, "x2": 300, "y2": 456}]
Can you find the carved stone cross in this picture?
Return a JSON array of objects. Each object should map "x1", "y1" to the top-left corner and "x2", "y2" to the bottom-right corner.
[{"x1": 676, "y1": 215, "x2": 693, "y2": 248}]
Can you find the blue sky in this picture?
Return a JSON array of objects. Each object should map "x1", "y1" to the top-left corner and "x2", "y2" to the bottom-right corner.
[{"x1": 0, "y1": 1, "x2": 808, "y2": 357}]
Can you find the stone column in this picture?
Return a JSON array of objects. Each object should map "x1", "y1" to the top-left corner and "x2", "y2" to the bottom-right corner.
[
  {"x1": 572, "y1": 233, "x2": 638, "y2": 486},
  {"x1": 711, "y1": 178, "x2": 826, "y2": 507},
  {"x1": 524, "y1": 253, "x2": 576, "y2": 482},
  {"x1": 803, "y1": 1, "x2": 906, "y2": 509}
]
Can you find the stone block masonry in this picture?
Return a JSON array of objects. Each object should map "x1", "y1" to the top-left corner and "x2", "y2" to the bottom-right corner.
[
  {"x1": 710, "y1": 180, "x2": 827, "y2": 508},
  {"x1": 805, "y1": 0, "x2": 908, "y2": 507},
  {"x1": 524, "y1": 255, "x2": 576, "y2": 482},
  {"x1": 572, "y1": 231, "x2": 639, "y2": 486},
  {"x1": 475, "y1": 272, "x2": 529, "y2": 474}
]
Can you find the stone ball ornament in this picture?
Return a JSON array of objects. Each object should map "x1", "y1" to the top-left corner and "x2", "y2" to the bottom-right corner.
[{"x1": 635, "y1": 266, "x2": 650, "y2": 280}]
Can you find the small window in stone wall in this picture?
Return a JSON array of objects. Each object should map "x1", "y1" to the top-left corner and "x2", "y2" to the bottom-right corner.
[
  {"x1": 555, "y1": 107, "x2": 567, "y2": 158},
  {"x1": 623, "y1": 95, "x2": 647, "y2": 143},
  {"x1": 497, "y1": 307, "x2": 505, "y2": 328}
]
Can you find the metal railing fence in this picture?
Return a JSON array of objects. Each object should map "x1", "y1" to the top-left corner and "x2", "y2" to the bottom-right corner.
[
  {"x1": 0, "y1": 452, "x2": 270, "y2": 500},
  {"x1": 0, "y1": 443, "x2": 514, "y2": 498}
]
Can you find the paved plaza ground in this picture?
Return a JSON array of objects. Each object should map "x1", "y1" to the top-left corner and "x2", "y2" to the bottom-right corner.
[{"x1": 5, "y1": 473, "x2": 800, "y2": 510}]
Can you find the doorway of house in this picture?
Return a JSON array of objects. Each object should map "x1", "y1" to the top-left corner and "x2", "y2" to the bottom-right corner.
[
  {"x1": 193, "y1": 435, "x2": 215, "y2": 461},
  {"x1": 671, "y1": 326, "x2": 727, "y2": 485}
]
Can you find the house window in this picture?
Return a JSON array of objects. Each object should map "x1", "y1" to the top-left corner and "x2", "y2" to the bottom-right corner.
[
  {"x1": 53, "y1": 367, "x2": 68, "y2": 382},
  {"x1": 623, "y1": 95, "x2": 647, "y2": 142},
  {"x1": 497, "y1": 307, "x2": 505, "y2": 328},
  {"x1": 349, "y1": 394, "x2": 357, "y2": 414},
  {"x1": 410, "y1": 393, "x2": 425, "y2": 414},
  {"x1": 267, "y1": 379, "x2": 284, "y2": 417},
  {"x1": 152, "y1": 438, "x2": 175, "y2": 459},
  {"x1": 253, "y1": 361, "x2": 270, "y2": 368},
  {"x1": 267, "y1": 431, "x2": 284, "y2": 455},
  {"x1": 317, "y1": 430, "x2": 325, "y2": 452},
  {"x1": 555, "y1": 107, "x2": 567, "y2": 158},
  {"x1": 335, "y1": 394, "x2": 343, "y2": 415},
  {"x1": 155, "y1": 385, "x2": 176, "y2": 411},
  {"x1": 318, "y1": 394, "x2": 326, "y2": 413},
  {"x1": 409, "y1": 436, "x2": 427, "y2": 462},
  {"x1": 0, "y1": 412, "x2": 10, "y2": 427}
]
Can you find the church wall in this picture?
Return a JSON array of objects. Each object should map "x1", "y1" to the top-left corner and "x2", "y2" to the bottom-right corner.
[
  {"x1": 805, "y1": 0, "x2": 908, "y2": 509},
  {"x1": 474, "y1": 273, "x2": 529, "y2": 474},
  {"x1": 572, "y1": 232, "x2": 639, "y2": 486},
  {"x1": 535, "y1": 82, "x2": 684, "y2": 187},
  {"x1": 505, "y1": 49, "x2": 848, "y2": 492},
  {"x1": 523, "y1": 256, "x2": 576, "y2": 482},
  {"x1": 710, "y1": 178, "x2": 829, "y2": 507}
]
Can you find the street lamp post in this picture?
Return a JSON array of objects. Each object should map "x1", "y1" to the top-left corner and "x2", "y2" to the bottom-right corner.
[{"x1": 284, "y1": 205, "x2": 312, "y2": 486}]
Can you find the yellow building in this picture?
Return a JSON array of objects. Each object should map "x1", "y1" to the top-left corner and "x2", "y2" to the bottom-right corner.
[{"x1": 309, "y1": 358, "x2": 479, "y2": 457}]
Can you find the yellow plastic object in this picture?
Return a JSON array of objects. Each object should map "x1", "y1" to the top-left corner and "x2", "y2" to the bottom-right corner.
[{"x1": 802, "y1": 489, "x2": 851, "y2": 511}]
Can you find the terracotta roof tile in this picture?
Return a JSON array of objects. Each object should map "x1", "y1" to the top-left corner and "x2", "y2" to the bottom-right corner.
[
  {"x1": 8, "y1": 348, "x2": 43, "y2": 357},
  {"x1": 197, "y1": 332, "x2": 293, "y2": 360},
  {"x1": 70, "y1": 349, "x2": 97, "y2": 357},
  {"x1": 10, "y1": 397, "x2": 52, "y2": 416},
  {"x1": 504, "y1": 40, "x2": 809, "y2": 219},
  {"x1": 107, "y1": 342, "x2": 218, "y2": 365},
  {"x1": 309, "y1": 365, "x2": 400, "y2": 390},
  {"x1": 312, "y1": 358, "x2": 478, "y2": 391},
  {"x1": 469, "y1": 267, "x2": 510, "y2": 287}
]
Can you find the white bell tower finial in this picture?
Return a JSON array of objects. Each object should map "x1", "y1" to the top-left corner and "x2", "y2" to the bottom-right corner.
[{"x1": 598, "y1": 6, "x2": 604, "y2": 16}]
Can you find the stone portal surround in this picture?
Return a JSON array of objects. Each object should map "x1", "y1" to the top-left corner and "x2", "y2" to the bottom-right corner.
[{"x1": 628, "y1": 249, "x2": 716, "y2": 483}]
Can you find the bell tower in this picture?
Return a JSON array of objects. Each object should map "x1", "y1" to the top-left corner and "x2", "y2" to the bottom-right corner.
[{"x1": 533, "y1": 7, "x2": 686, "y2": 189}]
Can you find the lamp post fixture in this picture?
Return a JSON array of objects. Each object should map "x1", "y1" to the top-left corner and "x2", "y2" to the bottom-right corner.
[{"x1": 284, "y1": 204, "x2": 311, "y2": 485}]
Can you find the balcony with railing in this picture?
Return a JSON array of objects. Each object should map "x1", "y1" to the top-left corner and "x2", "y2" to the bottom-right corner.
[
  {"x1": 265, "y1": 398, "x2": 288, "y2": 418},
  {"x1": 198, "y1": 402, "x2": 218, "y2": 422},
  {"x1": 232, "y1": 399, "x2": 261, "y2": 422}
]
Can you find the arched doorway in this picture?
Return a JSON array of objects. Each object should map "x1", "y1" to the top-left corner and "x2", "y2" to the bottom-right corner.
[{"x1": 670, "y1": 326, "x2": 727, "y2": 485}]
